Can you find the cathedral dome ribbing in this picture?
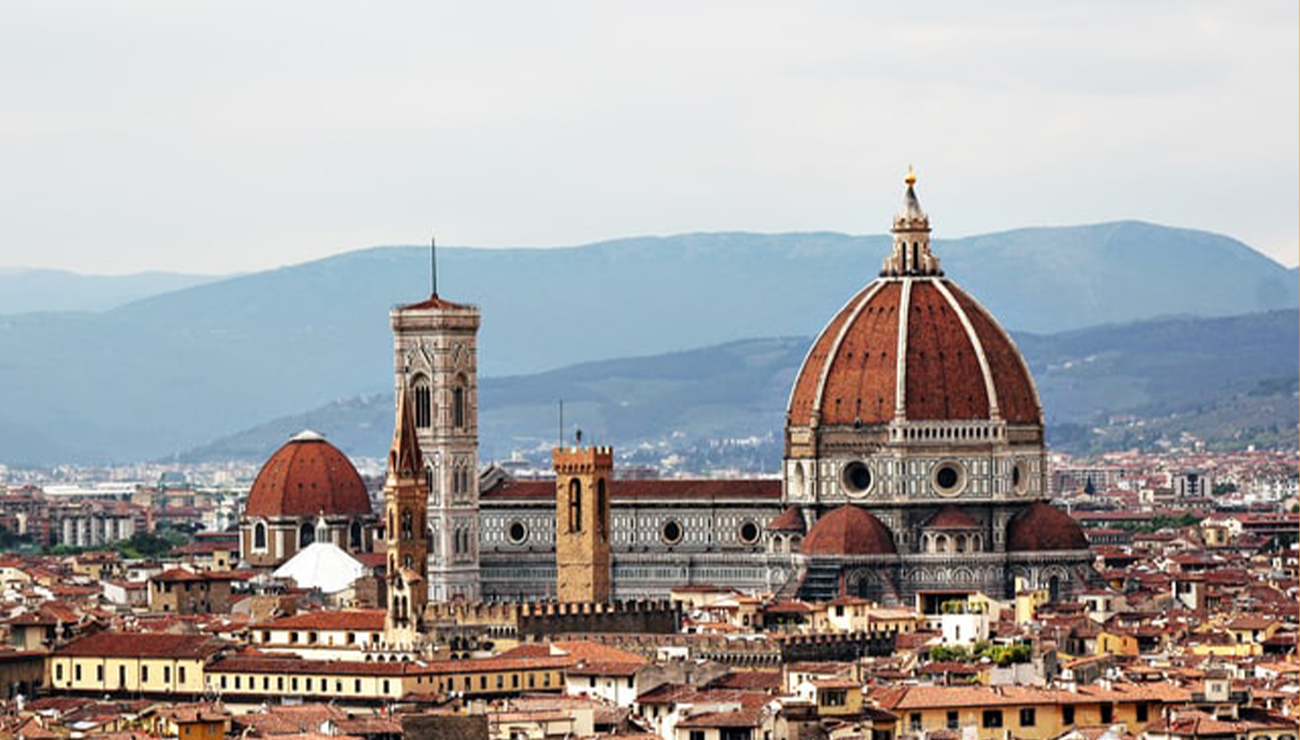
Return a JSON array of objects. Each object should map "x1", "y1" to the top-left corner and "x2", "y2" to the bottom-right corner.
[
  {"x1": 786, "y1": 174, "x2": 1040, "y2": 428},
  {"x1": 245, "y1": 431, "x2": 372, "y2": 519}
]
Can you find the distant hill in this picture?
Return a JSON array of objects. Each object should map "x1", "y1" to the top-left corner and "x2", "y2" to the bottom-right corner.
[
  {"x1": 0, "y1": 222, "x2": 1295, "y2": 464},
  {"x1": 184, "y1": 309, "x2": 1300, "y2": 465},
  {"x1": 0, "y1": 268, "x2": 225, "y2": 314}
]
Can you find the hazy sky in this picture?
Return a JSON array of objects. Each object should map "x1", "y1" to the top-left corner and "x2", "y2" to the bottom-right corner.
[{"x1": 2, "y1": 1, "x2": 1296, "y2": 274}]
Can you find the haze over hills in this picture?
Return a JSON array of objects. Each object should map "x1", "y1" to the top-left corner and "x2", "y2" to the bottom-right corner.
[
  {"x1": 183, "y1": 309, "x2": 1300, "y2": 467},
  {"x1": 0, "y1": 268, "x2": 225, "y2": 314},
  {"x1": 0, "y1": 221, "x2": 1294, "y2": 464}
]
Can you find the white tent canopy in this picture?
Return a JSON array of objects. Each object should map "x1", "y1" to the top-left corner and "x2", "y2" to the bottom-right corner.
[{"x1": 272, "y1": 541, "x2": 371, "y2": 594}]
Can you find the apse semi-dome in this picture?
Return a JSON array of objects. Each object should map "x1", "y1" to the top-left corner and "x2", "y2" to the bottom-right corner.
[
  {"x1": 1006, "y1": 502, "x2": 1089, "y2": 552},
  {"x1": 801, "y1": 505, "x2": 897, "y2": 556},
  {"x1": 767, "y1": 507, "x2": 807, "y2": 533},
  {"x1": 245, "y1": 430, "x2": 372, "y2": 518}
]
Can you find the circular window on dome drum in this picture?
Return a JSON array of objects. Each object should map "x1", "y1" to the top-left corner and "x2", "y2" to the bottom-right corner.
[
  {"x1": 932, "y1": 461, "x2": 967, "y2": 497},
  {"x1": 841, "y1": 461, "x2": 874, "y2": 496},
  {"x1": 1012, "y1": 460, "x2": 1029, "y2": 495},
  {"x1": 506, "y1": 521, "x2": 528, "y2": 545},
  {"x1": 738, "y1": 521, "x2": 761, "y2": 545},
  {"x1": 661, "y1": 519, "x2": 684, "y2": 546}
]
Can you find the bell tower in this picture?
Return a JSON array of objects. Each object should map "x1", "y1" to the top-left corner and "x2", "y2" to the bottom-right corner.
[
  {"x1": 553, "y1": 444, "x2": 613, "y2": 603},
  {"x1": 391, "y1": 285, "x2": 482, "y2": 602},
  {"x1": 384, "y1": 381, "x2": 427, "y2": 649}
]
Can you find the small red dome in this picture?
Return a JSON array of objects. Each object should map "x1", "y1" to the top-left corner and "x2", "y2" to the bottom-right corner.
[
  {"x1": 1006, "y1": 502, "x2": 1089, "y2": 552},
  {"x1": 767, "y1": 507, "x2": 807, "y2": 533},
  {"x1": 244, "y1": 431, "x2": 372, "y2": 519},
  {"x1": 788, "y1": 279, "x2": 1040, "y2": 426},
  {"x1": 924, "y1": 505, "x2": 981, "y2": 530},
  {"x1": 801, "y1": 505, "x2": 897, "y2": 556}
]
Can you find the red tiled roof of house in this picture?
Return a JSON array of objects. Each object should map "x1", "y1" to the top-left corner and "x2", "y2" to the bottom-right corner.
[
  {"x1": 553, "y1": 640, "x2": 649, "y2": 666},
  {"x1": 676, "y1": 693, "x2": 771, "y2": 729},
  {"x1": 252, "y1": 609, "x2": 386, "y2": 632},
  {"x1": 568, "y1": 660, "x2": 641, "y2": 677},
  {"x1": 497, "y1": 643, "x2": 554, "y2": 659},
  {"x1": 53, "y1": 632, "x2": 228, "y2": 660},
  {"x1": 1225, "y1": 615, "x2": 1277, "y2": 630},
  {"x1": 764, "y1": 600, "x2": 816, "y2": 614},
  {"x1": 707, "y1": 670, "x2": 782, "y2": 691}
]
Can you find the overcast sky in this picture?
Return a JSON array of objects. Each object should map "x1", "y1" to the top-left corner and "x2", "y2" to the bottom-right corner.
[{"x1": 2, "y1": 1, "x2": 1296, "y2": 274}]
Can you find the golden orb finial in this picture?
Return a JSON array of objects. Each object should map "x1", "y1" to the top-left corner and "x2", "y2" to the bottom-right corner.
[{"x1": 905, "y1": 165, "x2": 916, "y2": 187}]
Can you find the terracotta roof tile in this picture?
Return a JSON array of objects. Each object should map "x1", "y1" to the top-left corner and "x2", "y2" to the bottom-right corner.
[
  {"x1": 53, "y1": 632, "x2": 227, "y2": 660},
  {"x1": 252, "y1": 609, "x2": 386, "y2": 632}
]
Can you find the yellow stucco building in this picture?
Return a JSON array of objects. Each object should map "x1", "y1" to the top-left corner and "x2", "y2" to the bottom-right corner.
[
  {"x1": 48, "y1": 632, "x2": 226, "y2": 696},
  {"x1": 874, "y1": 683, "x2": 1193, "y2": 740}
]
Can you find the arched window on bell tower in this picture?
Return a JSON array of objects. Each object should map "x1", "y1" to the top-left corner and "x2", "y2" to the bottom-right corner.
[
  {"x1": 452, "y1": 374, "x2": 467, "y2": 429},
  {"x1": 413, "y1": 374, "x2": 432, "y2": 429}
]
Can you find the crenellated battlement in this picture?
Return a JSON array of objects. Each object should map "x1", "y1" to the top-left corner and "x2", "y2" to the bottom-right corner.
[
  {"x1": 538, "y1": 627, "x2": 894, "y2": 665},
  {"x1": 517, "y1": 598, "x2": 673, "y2": 617},
  {"x1": 551, "y1": 446, "x2": 615, "y2": 472},
  {"x1": 421, "y1": 598, "x2": 680, "y2": 631}
]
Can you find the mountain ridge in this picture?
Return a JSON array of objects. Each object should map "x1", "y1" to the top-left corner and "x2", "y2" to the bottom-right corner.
[
  {"x1": 0, "y1": 221, "x2": 1293, "y2": 464},
  {"x1": 182, "y1": 308, "x2": 1300, "y2": 466}
]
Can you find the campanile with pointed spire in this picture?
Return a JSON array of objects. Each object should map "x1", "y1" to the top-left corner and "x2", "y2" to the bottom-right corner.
[
  {"x1": 384, "y1": 379, "x2": 428, "y2": 648},
  {"x1": 391, "y1": 282, "x2": 482, "y2": 602}
]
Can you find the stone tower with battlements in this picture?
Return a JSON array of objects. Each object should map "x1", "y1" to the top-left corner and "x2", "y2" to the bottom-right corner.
[
  {"x1": 390, "y1": 293, "x2": 481, "y2": 602},
  {"x1": 553, "y1": 445, "x2": 613, "y2": 603}
]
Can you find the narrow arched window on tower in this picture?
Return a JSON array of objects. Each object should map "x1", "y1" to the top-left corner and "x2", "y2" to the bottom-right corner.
[
  {"x1": 568, "y1": 478, "x2": 583, "y2": 533},
  {"x1": 253, "y1": 522, "x2": 267, "y2": 550},
  {"x1": 596, "y1": 478, "x2": 608, "y2": 541},
  {"x1": 452, "y1": 376, "x2": 466, "y2": 429},
  {"x1": 413, "y1": 376, "x2": 432, "y2": 429},
  {"x1": 401, "y1": 510, "x2": 413, "y2": 541},
  {"x1": 299, "y1": 522, "x2": 315, "y2": 548}
]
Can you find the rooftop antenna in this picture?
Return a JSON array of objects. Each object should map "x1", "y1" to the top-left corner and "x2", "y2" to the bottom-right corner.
[
  {"x1": 558, "y1": 400, "x2": 564, "y2": 448},
  {"x1": 430, "y1": 235, "x2": 438, "y2": 297}
]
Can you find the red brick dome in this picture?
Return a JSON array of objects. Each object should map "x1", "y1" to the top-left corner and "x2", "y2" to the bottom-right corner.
[
  {"x1": 1006, "y1": 502, "x2": 1089, "y2": 552},
  {"x1": 767, "y1": 507, "x2": 807, "y2": 533},
  {"x1": 801, "y1": 505, "x2": 897, "y2": 556},
  {"x1": 788, "y1": 278, "x2": 1040, "y2": 427},
  {"x1": 244, "y1": 431, "x2": 372, "y2": 519},
  {"x1": 924, "y1": 505, "x2": 981, "y2": 530}
]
